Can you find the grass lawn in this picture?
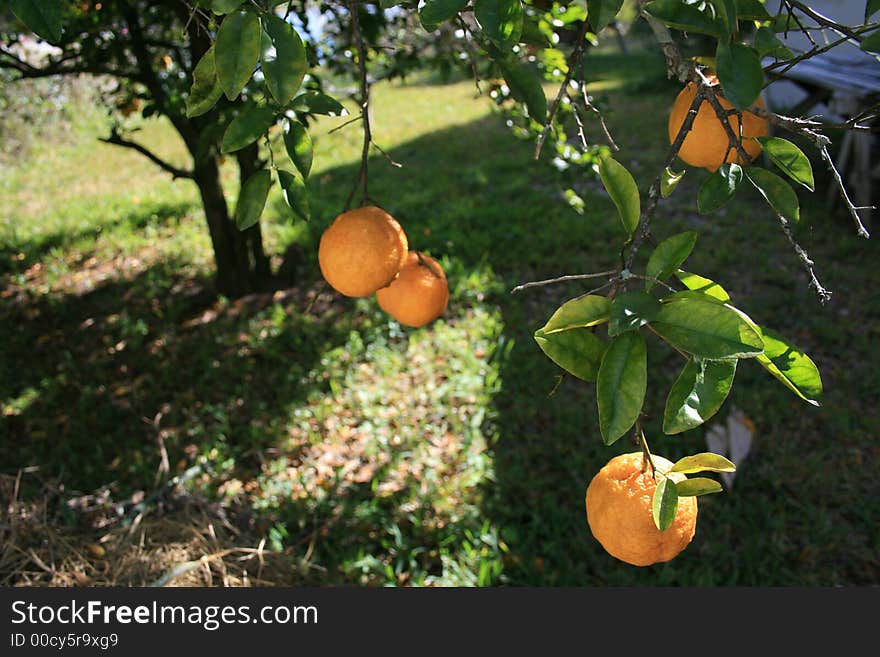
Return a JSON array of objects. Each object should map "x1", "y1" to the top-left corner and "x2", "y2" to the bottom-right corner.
[{"x1": 1, "y1": 46, "x2": 878, "y2": 586}]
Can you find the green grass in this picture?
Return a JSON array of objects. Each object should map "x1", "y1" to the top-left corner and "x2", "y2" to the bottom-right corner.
[{"x1": 1, "y1": 45, "x2": 878, "y2": 586}]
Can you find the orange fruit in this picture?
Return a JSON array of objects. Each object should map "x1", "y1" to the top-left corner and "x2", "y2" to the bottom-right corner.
[
  {"x1": 376, "y1": 251, "x2": 449, "y2": 328},
  {"x1": 585, "y1": 452, "x2": 697, "y2": 567},
  {"x1": 318, "y1": 206, "x2": 408, "y2": 298},
  {"x1": 668, "y1": 79, "x2": 769, "y2": 171}
]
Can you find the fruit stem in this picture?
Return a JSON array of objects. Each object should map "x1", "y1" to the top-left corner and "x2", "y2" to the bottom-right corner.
[
  {"x1": 637, "y1": 424, "x2": 658, "y2": 479},
  {"x1": 414, "y1": 251, "x2": 443, "y2": 279}
]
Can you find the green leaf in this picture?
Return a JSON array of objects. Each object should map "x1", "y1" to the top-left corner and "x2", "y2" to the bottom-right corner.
[
  {"x1": 597, "y1": 331, "x2": 647, "y2": 445},
  {"x1": 676, "y1": 477, "x2": 724, "y2": 496},
  {"x1": 643, "y1": 0, "x2": 725, "y2": 38},
  {"x1": 538, "y1": 295, "x2": 611, "y2": 334},
  {"x1": 734, "y1": 0, "x2": 770, "y2": 20},
  {"x1": 861, "y1": 30, "x2": 880, "y2": 54},
  {"x1": 756, "y1": 137, "x2": 815, "y2": 191},
  {"x1": 674, "y1": 270, "x2": 731, "y2": 303},
  {"x1": 520, "y1": 17, "x2": 552, "y2": 48},
  {"x1": 756, "y1": 327, "x2": 822, "y2": 405},
  {"x1": 215, "y1": 9, "x2": 262, "y2": 100},
  {"x1": 660, "y1": 167, "x2": 686, "y2": 198},
  {"x1": 499, "y1": 59, "x2": 547, "y2": 123},
  {"x1": 598, "y1": 156, "x2": 640, "y2": 239},
  {"x1": 651, "y1": 292, "x2": 764, "y2": 359},
  {"x1": 587, "y1": 0, "x2": 625, "y2": 32},
  {"x1": 698, "y1": 163, "x2": 743, "y2": 214},
  {"x1": 186, "y1": 46, "x2": 224, "y2": 118},
  {"x1": 663, "y1": 357, "x2": 737, "y2": 434},
  {"x1": 754, "y1": 26, "x2": 794, "y2": 59},
  {"x1": 646, "y1": 231, "x2": 697, "y2": 290},
  {"x1": 277, "y1": 170, "x2": 310, "y2": 222},
  {"x1": 262, "y1": 16, "x2": 307, "y2": 106},
  {"x1": 713, "y1": 0, "x2": 738, "y2": 39},
  {"x1": 746, "y1": 167, "x2": 800, "y2": 223},
  {"x1": 534, "y1": 328, "x2": 606, "y2": 382},
  {"x1": 867, "y1": 0, "x2": 880, "y2": 22},
  {"x1": 715, "y1": 42, "x2": 763, "y2": 110},
  {"x1": 608, "y1": 291, "x2": 662, "y2": 336},
  {"x1": 10, "y1": 0, "x2": 62, "y2": 43},
  {"x1": 211, "y1": 0, "x2": 245, "y2": 13},
  {"x1": 221, "y1": 105, "x2": 276, "y2": 154},
  {"x1": 283, "y1": 120, "x2": 313, "y2": 180},
  {"x1": 234, "y1": 169, "x2": 272, "y2": 231},
  {"x1": 475, "y1": 0, "x2": 524, "y2": 45},
  {"x1": 670, "y1": 452, "x2": 736, "y2": 474},
  {"x1": 290, "y1": 91, "x2": 348, "y2": 117},
  {"x1": 652, "y1": 478, "x2": 678, "y2": 531},
  {"x1": 419, "y1": 0, "x2": 469, "y2": 30}
]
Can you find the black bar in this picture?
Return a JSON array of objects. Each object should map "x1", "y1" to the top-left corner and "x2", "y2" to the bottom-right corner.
[{"x1": 1, "y1": 587, "x2": 876, "y2": 654}]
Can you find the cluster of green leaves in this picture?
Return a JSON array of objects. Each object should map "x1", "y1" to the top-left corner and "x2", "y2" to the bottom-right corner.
[
  {"x1": 652, "y1": 452, "x2": 735, "y2": 530},
  {"x1": 413, "y1": 1, "x2": 626, "y2": 160},
  {"x1": 697, "y1": 136, "x2": 814, "y2": 221},
  {"x1": 535, "y1": 152, "x2": 823, "y2": 452},
  {"x1": 186, "y1": 2, "x2": 349, "y2": 229},
  {"x1": 645, "y1": 0, "x2": 788, "y2": 109}
]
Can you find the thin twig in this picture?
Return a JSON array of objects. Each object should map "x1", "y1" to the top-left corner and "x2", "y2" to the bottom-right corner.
[
  {"x1": 371, "y1": 141, "x2": 402, "y2": 168},
  {"x1": 785, "y1": 0, "x2": 868, "y2": 44},
  {"x1": 345, "y1": 0, "x2": 371, "y2": 211},
  {"x1": 581, "y1": 89, "x2": 619, "y2": 151},
  {"x1": 754, "y1": 108, "x2": 872, "y2": 238},
  {"x1": 510, "y1": 270, "x2": 618, "y2": 294},
  {"x1": 571, "y1": 102, "x2": 590, "y2": 150},
  {"x1": 456, "y1": 16, "x2": 482, "y2": 95},
  {"x1": 775, "y1": 212, "x2": 832, "y2": 304},
  {"x1": 534, "y1": 19, "x2": 592, "y2": 160},
  {"x1": 326, "y1": 113, "x2": 363, "y2": 135},
  {"x1": 623, "y1": 80, "x2": 705, "y2": 271},
  {"x1": 818, "y1": 143, "x2": 872, "y2": 238}
]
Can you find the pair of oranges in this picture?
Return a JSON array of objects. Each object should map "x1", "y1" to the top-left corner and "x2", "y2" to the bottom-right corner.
[{"x1": 317, "y1": 205, "x2": 449, "y2": 328}]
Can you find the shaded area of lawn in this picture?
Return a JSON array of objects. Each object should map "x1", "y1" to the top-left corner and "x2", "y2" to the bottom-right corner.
[{"x1": 2, "y1": 46, "x2": 879, "y2": 585}]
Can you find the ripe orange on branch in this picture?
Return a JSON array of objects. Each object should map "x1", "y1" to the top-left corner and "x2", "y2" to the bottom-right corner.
[
  {"x1": 376, "y1": 251, "x2": 449, "y2": 328},
  {"x1": 318, "y1": 205, "x2": 409, "y2": 298},
  {"x1": 585, "y1": 452, "x2": 697, "y2": 567},
  {"x1": 668, "y1": 79, "x2": 769, "y2": 172}
]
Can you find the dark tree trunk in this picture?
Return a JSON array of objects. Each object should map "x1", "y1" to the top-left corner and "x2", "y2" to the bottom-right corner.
[
  {"x1": 236, "y1": 143, "x2": 272, "y2": 283},
  {"x1": 179, "y1": 6, "x2": 270, "y2": 299},
  {"x1": 192, "y1": 157, "x2": 268, "y2": 298}
]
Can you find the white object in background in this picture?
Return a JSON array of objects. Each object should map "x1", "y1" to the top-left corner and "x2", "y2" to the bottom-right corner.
[{"x1": 705, "y1": 407, "x2": 754, "y2": 489}]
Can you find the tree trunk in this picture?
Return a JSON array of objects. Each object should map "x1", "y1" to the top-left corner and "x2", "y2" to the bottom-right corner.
[
  {"x1": 193, "y1": 156, "x2": 268, "y2": 298},
  {"x1": 236, "y1": 143, "x2": 271, "y2": 283}
]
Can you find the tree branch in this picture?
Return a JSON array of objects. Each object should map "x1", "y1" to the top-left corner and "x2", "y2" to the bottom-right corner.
[
  {"x1": 345, "y1": 0, "x2": 372, "y2": 211},
  {"x1": 534, "y1": 18, "x2": 592, "y2": 160},
  {"x1": 0, "y1": 45, "x2": 140, "y2": 80},
  {"x1": 755, "y1": 107, "x2": 872, "y2": 238},
  {"x1": 510, "y1": 270, "x2": 618, "y2": 294},
  {"x1": 99, "y1": 130, "x2": 194, "y2": 180},
  {"x1": 774, "y1": 211, "x2": 832, "y2": 303},
  {"x1": 624, "y1": 80, "x2": 705, "y2": 271}
]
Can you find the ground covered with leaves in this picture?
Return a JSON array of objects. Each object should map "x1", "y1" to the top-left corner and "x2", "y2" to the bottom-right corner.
[{"x1": 2, "y1": 46, "x2": 878, "y2": 586}]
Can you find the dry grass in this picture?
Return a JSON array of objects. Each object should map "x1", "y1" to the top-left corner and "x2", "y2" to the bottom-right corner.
[{"x1": 0, "y1": 473, "x2": 304, "y2": 587}]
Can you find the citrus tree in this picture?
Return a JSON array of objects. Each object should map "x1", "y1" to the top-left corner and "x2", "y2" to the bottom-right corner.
[{"x1": 3, "y1": 0, "x2": 877, "y2": 566}]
